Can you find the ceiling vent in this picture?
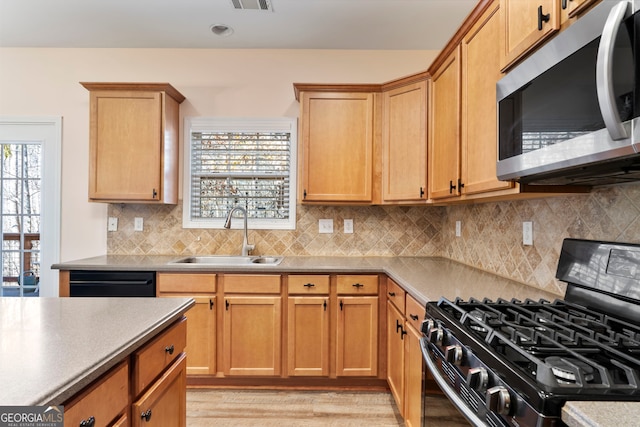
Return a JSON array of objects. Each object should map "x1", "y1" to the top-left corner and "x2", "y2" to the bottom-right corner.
[{"x1": 231, "y1": 0, "x2": 273, "y2": 11}]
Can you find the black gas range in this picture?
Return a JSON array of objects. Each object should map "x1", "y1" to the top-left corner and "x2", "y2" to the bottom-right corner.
[{"x1": 421, "y1": 239, "x2": 640, "y2": 426}]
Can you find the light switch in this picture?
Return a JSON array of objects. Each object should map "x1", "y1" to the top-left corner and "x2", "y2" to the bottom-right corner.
[
  {"x1": 455, "y1": 221, "x2": 461, "y2": 237},
  {"x1": 134, "y1": 217, "x2": 144, "y2": 232},
  {"x1": 107, "y1": 217, "x2": 118, "y2": 232},
  {"x1": 344, "y1": 219, "x2": 354, "y2": 234},
  {"x1": 523, "y1": 221, "x2": 533, "y2": 245}
]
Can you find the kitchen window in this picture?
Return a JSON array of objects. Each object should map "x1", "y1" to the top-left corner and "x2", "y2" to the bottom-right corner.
[{"x1": 183, "y1": 117, "x2": 297, "y2": 230}]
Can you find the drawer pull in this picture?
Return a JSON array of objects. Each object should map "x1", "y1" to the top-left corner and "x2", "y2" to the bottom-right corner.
[
  {"x1": 304, "y1": 283, "x2": 315, "y2": 287},
  {"x1": 352, "y1": 283, "x2": 364, "y2": 288},
  {"x1": 80, "y1": 416, "x2": 95, "y2": 427},
  {"x1": 410, "y1": 314, "x2": 419, "y2": 321},
  {"x1": 388, "y1": 292, "x2": 396, "y2": 297},
  {"x1": 165, "y1": 344, "x2": 175, "y2": 355},
  {"x1": 141, "y1": 409, "x2": 152, "y2": 422}
]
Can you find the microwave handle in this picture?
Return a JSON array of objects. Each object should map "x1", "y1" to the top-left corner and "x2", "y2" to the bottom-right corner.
[{"x1": 596, "y1": 1, "x2": 631, "y2": 141}]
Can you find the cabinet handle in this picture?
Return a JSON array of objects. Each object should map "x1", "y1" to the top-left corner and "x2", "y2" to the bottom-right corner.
[
  {"x1": 303, "y1": 189, "x2": 307, "y2": 199},
  {"x1": 165, "y1": 344, "x2": 175, "y2": 355},
  {"x1": 410, "y1": 314, "x2": 419, "y2": 321},
  {"x1": 538, "y1": 5, "x2": 550, "y2": 30},
  {"x1": 80, "y1": 416, "x2": 95, "y2": 427},
  {"x1": 561, "y1": 0, "x2": 572, "y2": 10},
  {"x1": 449, "y1": 180, "x2": 456, "y2": 194},
  {"x1": 340, "y1": 300, "x2": 344, "y2": 311},
  {"x1": 457, "y1": 178, "x2": 465, "y2": 192},
  {"x1": 419, "y1": 187, "x2": 425, "y2": 198},
  {"x1": 352, "y1": 283, "x2": 364, "y2": 288},
  {"x1": 152, "y1": 188, "x2": 158, "y2": 199},
  {"x1": 226, "y1": 300, "x2": 229, "y2": 310},
  {"x1": 388, "y1": 292, "x2": 396, "y2": 297},
  {"x1": 324, "y1": 300, "x2": 327, "y2": 311},
  {"x1": 141, "y1": 409, "x2": 152, "y2": 422},
  {"x1": 304, "y1": 283, "x2": 315, "y2": 288},
  {"x1": 210, "y1": 299, "x2": 214, "y2": 310},
  {"x1": 400, "y1": 327, "x2": 407, "y2": 340}
]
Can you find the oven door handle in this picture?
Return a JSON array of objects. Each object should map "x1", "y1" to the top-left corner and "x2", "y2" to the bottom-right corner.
[
  {"x1": 420, "y1": 338, "x2": 486, "y2": 427},
  {"x1": 596, "y1": 1, "x2": 631, "y2": 141}
]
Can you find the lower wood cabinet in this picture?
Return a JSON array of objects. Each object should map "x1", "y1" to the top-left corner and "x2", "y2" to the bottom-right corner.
[
  {"x1": 222, "y1": 274, "x2": 282, "y2": 376},
  {"x1": 63, "y1": 317, "x2": 188, "y2": 427}
]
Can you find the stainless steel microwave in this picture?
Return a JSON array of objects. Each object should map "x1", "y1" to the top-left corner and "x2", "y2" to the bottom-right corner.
[{"x1": 497, "y1": 0, "x2": 640, "y2": 186}]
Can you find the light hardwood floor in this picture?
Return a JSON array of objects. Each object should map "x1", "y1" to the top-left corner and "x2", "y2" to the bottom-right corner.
[{"x1": 186, "y1": 389, "x2": 470, "y2": 426}]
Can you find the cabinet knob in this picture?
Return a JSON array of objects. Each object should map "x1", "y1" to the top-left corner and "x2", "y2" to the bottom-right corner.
[
  {"x1": 141, "y1": 409, "x2": 153, "y2": 422},
  {"x1": 538, "y1": 5, "x2": 551, "y2": 31},
  {"x1": 165, "y1": 344, "x2": 175, "y2": 355},
  {"x1": 80, "y1": 416, "x2": 95, "y2": 427}
]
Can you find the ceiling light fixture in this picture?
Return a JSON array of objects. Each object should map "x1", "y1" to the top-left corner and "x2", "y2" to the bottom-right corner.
[{"x1": 210, "y1": 24, "x2": 234, "y2": 37}]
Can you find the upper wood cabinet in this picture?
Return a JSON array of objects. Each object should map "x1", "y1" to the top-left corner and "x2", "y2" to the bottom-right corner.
[
  {"x1": 381, "y1": 77, "x2": 428, "y2": 203},
  {"x1": 428, "y1": 46, "x2": 461, "y2": 200},
  {"x1": 500, "y1": 0, "x2": 559, "y2": 71},
  {"x1": 81, "y1": 82, "x2": 185, "y2": 204},
  {"x1": 295, "y1": 86, "x2": 377, "y2": 203},
  {"x1": 462, "y1": 1, "x2": 514, "y2": 195}
]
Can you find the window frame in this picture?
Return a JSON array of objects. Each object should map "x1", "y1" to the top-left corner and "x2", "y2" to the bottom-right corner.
[{"x1": 182, "y1": 116, "x2": 297, "y2": 230}]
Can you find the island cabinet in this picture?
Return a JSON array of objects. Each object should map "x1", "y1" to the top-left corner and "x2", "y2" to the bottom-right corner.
[
  {"x1": 386, "y1": 279, "x2": 425, "y2": 427},
  {"x1": 381, "y1": 76, "x2": 428, "y2": 203},
  {"x1": 294, "y1": 85, "x2": 379, "y2": 204},
  {"x1": 287, "y1": 274, "x2": 331, "y2": 376},
  {"x1": 222, "y1": 274, "x2": 282, "y2": 376},
  {"x1": 336, "y1": 275, "x2": 379, "y2": 377},
  {"x1": 157, "y1": 272, "x2": 217, "y2": 375},
  {"x1": 63, "y1": 317, "x2": 188, "y2": 427},
  {"x1": 80, "y1": 82, "x2": 185, "y2": 204}
]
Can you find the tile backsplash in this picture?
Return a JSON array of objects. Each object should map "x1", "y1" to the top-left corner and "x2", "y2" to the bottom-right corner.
[{"x1": 108, "y1": 183, "x2": 640, "y2": 296}]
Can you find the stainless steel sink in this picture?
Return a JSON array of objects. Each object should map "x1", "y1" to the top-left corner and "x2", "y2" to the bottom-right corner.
[{"x1": 168, "y1": 255, "x2": 283, "y2": 266}]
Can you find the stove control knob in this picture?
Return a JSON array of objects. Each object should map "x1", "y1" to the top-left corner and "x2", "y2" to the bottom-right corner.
[
  {"x1": 421, "y1": 319, "x2": 434, "y2": 335},
  {"x1": 486, "y1": 386, "x2": 511, "y2": 415},
  {"x1": 428, "y1": 327, "x2": 443, "y2": 345},
  {"x1": 467, "y1": 367, "x2": 488, "y2": 392},
  {"x1": 444, "y1": 345, "x2": 463, "y2": 365}
]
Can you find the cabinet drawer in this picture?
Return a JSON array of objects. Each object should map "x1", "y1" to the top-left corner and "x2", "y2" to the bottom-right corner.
[
  {"x1": 133, "y1": 317, "x2": 187, "y2": 396},
  {"x1": 336, "y1": 275, "x2": 378, "y2": 295},
  {"x1": 223, "y1": 274, "x2": 281, "y2": 294},
  {"x1": 406, "y1": 294, "x2": 425, "y2": 332},
  {"x1": 288, "y1": 275, "x2": 330, "y2": 294},
  {"x1": 386, "y1": 279, "x2": 406, "y2": 313},
  {"x1": 158, "y1": 272, "x2": 216, "y2": 294},
  {"x1": 64, "y1": 360, "x2": 129, "y2": 427}
]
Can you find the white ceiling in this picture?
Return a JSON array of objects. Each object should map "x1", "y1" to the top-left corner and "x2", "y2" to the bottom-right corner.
[{"x1": 0, "y1": 0, "x2": 478, "y2": 50}]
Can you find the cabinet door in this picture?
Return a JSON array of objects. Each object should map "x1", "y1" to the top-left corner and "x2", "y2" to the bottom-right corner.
[
  {"x1": 223, "y1": 296, "x2": 282, "y2": 376},
  {"x1": 89, "y1": 90, "x2": 163, "y2": 201},
  {"x1": 387, "y1": 301, "x2": 405, "y2": 416},
  {"x1": 560, "y1": 0, "x2": 598, "y2": 23},
  {"x1": 382, "y1": 81, "x2": 427, "y2": 202},
  {"x1": 500, "y1": 0, "x2": 559, "y2": 70},
  {"x1": 300, "y1": 92, "x2": 374, "y2": 202},
  {"x1": 336, "y1": 296, "x2": 379, "y2": 376},
  {"x1": 287, "y1": 296, "x2": 330, "y2": 376},
  {"x1": 132, "y1": 354, "x2": 187, "y2": 427},
  {"x1": 461, "y1": 1, "x2": 514, "y2": 195},
  {"x1": 429, "y1": 46, "x2": 461, "y2": 200},
  {"x1": 404, "y1": 323, "x2": 424, "y2": 427}
]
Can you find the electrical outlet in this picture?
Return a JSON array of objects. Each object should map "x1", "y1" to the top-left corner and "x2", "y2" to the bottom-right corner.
[
  {"x1": 455, "y1": 221, "x2": 461, "y2": 237},
  {"x1": 344, "y1": 219, "x2": 354, "y2": 234},
  {"x1": 107, "y1": 217, "x2": 118, "y2": 232},
  {"x1": 319, "y1": 219, "x2": 333, "y2": 234},
  {"x1": 134, "y1": 217, "x2": 144, "y2": 232},
  {"x1": 523, "y1": 221, "x2": 533, "y2": 246}
]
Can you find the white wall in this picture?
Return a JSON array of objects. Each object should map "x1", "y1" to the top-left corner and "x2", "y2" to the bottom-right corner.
[{"x1": 0, "y1": 48, "x2": 437, "y2": 261}]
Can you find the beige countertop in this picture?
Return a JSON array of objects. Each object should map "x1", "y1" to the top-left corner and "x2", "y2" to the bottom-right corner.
[{"x1": 0, "y1": 297, "x2": 194, "y2": 406}]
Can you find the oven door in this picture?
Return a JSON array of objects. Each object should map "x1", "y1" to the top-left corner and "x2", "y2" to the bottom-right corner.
[{"x1": 496, "y1": 0, "x2": 638, "y2": 185}]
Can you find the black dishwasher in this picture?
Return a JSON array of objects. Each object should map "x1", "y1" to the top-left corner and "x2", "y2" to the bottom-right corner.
[{"x1": 69, "y1": 270, "x2": 156, "y2": 297}]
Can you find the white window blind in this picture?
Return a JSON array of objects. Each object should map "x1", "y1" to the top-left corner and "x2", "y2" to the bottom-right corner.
[{"x1": 183, "y1": 117, "x2": 297, "y2": 229}]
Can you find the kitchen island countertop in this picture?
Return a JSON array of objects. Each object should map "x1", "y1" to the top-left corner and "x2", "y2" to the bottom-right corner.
[{"x1": 0, "y1": 296, "x2": 194, "y2": 406}]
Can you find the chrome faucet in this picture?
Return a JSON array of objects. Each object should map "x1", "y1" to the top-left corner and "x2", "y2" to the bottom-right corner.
[{"x1": 224, "y1": 206, "x2": 255, "y2": 256}]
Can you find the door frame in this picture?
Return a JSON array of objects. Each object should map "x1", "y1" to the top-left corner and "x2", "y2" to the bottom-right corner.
[{"x1": 0, "y1": 116, "x2": 62, "y2": 296}]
